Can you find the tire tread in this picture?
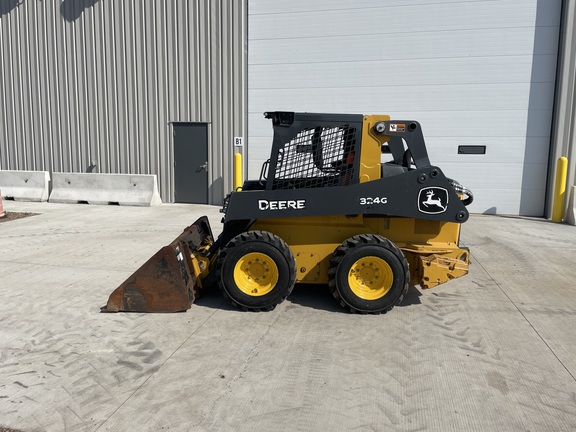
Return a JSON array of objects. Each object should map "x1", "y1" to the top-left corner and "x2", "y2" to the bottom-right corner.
[
  {"x1": 217, "y1": 230, "x2": 296, "y2": 312},
  {"x1": 328, "y1": 234, "x2": 409, "y2": 314}
]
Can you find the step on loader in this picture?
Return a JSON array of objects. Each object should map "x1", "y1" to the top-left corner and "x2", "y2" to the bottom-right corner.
[{"x1": 102, "y1": 112, "x2": 473, "y2": 314}]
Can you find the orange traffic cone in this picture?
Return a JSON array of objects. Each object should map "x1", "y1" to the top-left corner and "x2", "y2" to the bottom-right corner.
[{"x1": 0, "y1": 189, "x2": 5, "y2": 218}]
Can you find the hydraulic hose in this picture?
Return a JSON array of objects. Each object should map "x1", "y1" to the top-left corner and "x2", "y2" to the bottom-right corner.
[{"x1": 448, "y1": 178, "x2": 474, "y2": 206}]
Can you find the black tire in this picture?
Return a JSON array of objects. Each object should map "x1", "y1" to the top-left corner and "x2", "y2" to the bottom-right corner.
[
  {"x1": 216, "y1": 231, "x2": 296, "y2": 311},
  {"x1": 328, "y1": 234, "x2": 409, "y2": 314}
]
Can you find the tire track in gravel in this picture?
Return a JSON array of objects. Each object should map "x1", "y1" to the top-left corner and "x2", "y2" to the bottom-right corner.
[
  {"x1": 423, "y1": 290, "x2": 576, "y2": 431},
  {"x1": 323, "y1": 309, "x2": 438, "y2": 432},
  {"x1": 0, "y1": 308, "x2": 192, "y2": 432}
]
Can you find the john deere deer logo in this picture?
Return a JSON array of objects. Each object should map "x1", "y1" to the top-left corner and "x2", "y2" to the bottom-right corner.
[{"x1": 418, "y1": 187, "x2": 448, "y2": 214}]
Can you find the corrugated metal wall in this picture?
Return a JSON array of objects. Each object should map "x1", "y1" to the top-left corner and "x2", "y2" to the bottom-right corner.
[{"x1": 0, "y1": 0, "x2": 246, "y2": 203}]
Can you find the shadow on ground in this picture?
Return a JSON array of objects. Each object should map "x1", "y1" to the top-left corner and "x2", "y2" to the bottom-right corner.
[{"x1": 194, "y1": 283, "x2": 422, "y2": 313}]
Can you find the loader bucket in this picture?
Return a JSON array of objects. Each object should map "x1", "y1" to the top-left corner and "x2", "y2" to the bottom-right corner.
[{"x1": 101, "y1": 216, "x2": 214, "y2": 313}]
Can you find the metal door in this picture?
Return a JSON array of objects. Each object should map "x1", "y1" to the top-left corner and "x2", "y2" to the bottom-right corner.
[{"x1": 173, "y1": 123, "x2": 209, "y2": 204}]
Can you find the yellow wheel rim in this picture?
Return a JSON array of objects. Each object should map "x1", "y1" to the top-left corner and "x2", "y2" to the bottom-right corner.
[
  {"x1": 348, "y1": 256, "x2": 393, "y2": 300},
  {"x1": 234, "y1": 252, "x2": 279, "y2": 296}
]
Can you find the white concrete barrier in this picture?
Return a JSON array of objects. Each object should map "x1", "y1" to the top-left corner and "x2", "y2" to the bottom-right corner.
[
  {"x1": 566, "y1": 185, "x2": 576, "y2": 226},
  {"x1": 49, "y1": 173, "x2": 162, "y2": 206},
  {"x1": 0, "y1": 170, "x2": 50, "y2": 201}
]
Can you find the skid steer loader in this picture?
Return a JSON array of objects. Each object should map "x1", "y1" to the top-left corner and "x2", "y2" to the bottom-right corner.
[{"x1": 102, "y1": 112, "x2": 473, "y2": 314}]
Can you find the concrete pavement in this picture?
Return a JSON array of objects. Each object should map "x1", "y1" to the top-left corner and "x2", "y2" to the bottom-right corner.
[{"x1": 1, "y1": 200, "x2": 576, "y2": 431}]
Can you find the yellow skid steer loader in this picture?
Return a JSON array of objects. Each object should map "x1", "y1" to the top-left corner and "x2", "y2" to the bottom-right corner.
[{"x1": 103, "y1": 112, "x2": 473, "y2": 314}]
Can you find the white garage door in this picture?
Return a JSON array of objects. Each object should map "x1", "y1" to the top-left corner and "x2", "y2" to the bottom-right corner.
[{"x1": 247, "y1": 0, "x2": 561, "y2": 216}]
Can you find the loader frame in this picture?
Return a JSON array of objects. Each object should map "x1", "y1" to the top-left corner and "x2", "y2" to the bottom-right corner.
[{"x1": 217, "y1": 112, "x2": 468, "y2": 250}]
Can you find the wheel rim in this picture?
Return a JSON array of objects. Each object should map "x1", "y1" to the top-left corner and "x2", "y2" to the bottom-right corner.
[
  {"x1": 234, "y1": 252, "x2": 279, "y2": 296},
  {"x1": 348, "y1": 256, "x2": 393, "y2": 300}
]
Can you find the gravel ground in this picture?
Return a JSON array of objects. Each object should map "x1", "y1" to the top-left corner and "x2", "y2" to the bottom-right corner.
[{"x1": 1, "y1": 201, "x2": 576, "y2": 431}]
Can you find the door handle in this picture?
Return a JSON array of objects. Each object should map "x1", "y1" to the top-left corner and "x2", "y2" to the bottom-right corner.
[{"x1": 196, "y1": 162, "x2": 208, "y2": 173}]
